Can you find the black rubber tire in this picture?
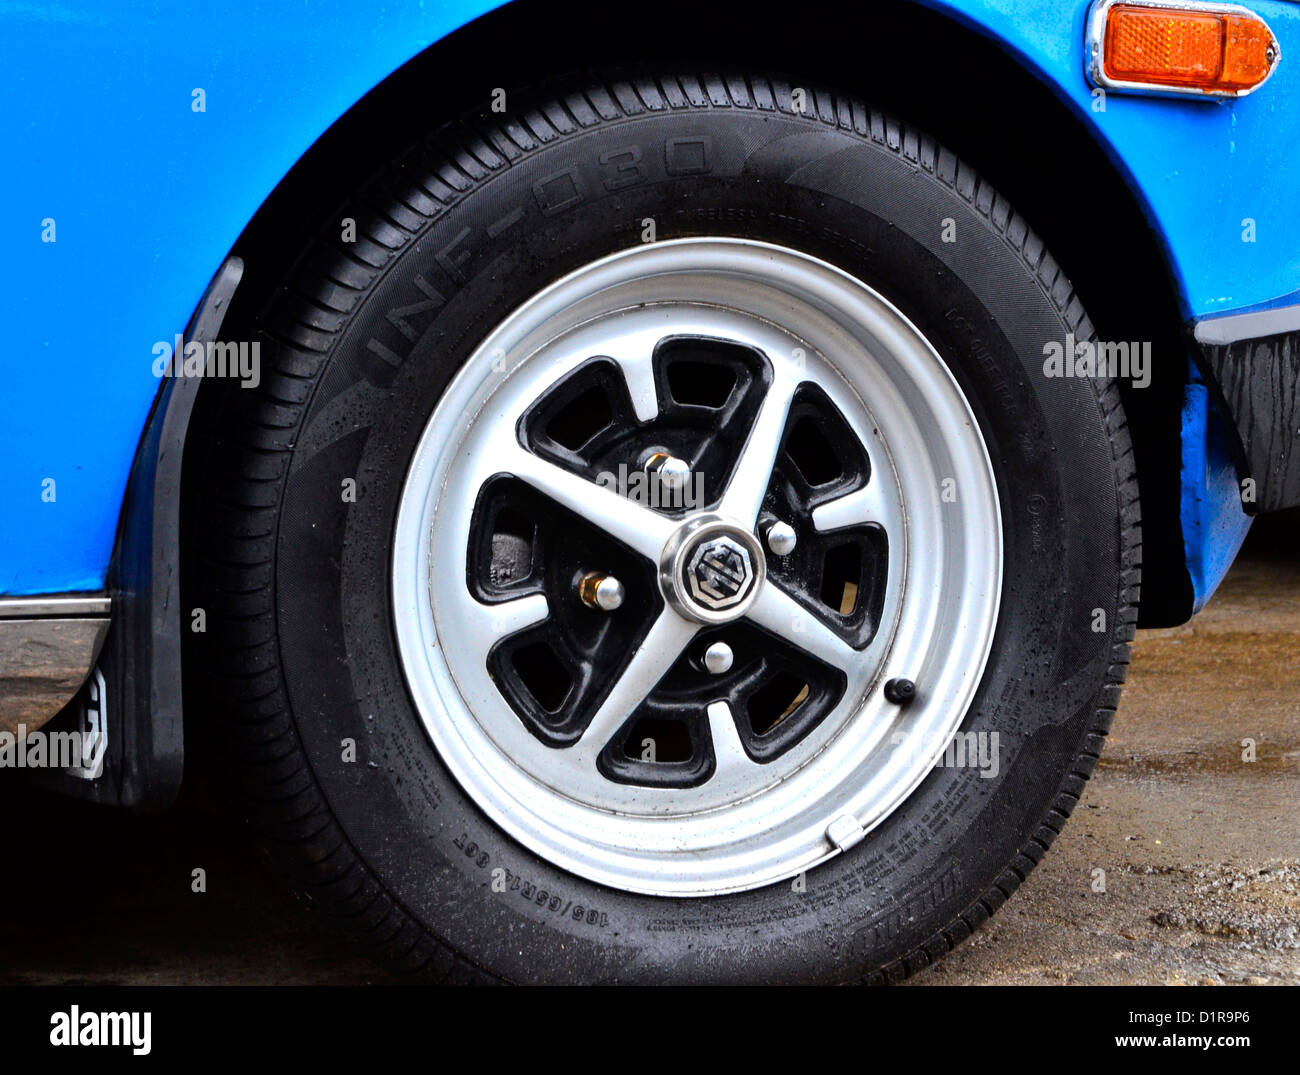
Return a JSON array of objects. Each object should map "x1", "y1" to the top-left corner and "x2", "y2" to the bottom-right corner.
[{"x1": 187, "y1": 72, "x2": 1141, "y2": 985}]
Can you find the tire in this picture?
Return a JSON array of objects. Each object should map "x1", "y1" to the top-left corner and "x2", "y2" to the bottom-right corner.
[{"x1": 189, "y1": 72, "x2": 1140, "y2": 984}]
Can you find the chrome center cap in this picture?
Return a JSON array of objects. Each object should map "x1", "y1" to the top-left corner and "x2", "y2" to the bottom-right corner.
[{"x1": 659, "y1": 514, "x2": 765, "y2": 624}]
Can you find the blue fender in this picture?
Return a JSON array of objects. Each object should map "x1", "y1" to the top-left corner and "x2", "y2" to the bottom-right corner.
[{"x1": 0, "y1": 0, "x2": 506, "y2": 594}]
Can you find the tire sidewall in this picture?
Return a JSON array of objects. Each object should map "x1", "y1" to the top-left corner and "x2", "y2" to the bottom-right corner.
[{"x1": 270, "y1": 102, "x2": 1124, "y2": 983}]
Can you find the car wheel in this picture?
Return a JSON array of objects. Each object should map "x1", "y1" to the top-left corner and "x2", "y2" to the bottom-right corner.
[{"x1": 190, "y1": 73, "x2": 1140, "y2": 983}]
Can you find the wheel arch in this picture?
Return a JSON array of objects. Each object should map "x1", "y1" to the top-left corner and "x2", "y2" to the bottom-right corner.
[{"x1": 208, "y1": 0, "x2": 1189, "y2": 626}]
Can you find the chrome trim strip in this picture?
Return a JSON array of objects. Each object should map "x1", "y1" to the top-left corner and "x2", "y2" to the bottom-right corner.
[
  {"x1": 1086, "y1": 0, "x2": 1281, "y2": 100},
  {"x1": 1194, "y1": 303, "x2": 1300, "y2": 345},
  {"x1": 0, "y1": 594, "x2": 112, "y2": 619}
]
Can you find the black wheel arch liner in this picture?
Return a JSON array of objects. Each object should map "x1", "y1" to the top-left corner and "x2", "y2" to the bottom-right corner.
[{"x1": 1192, "y1": 314, "x2": 1300, "y2": 516}]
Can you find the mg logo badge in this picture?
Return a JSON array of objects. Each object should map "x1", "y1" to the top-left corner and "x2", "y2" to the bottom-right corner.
[
  {"x1": 661, "y1": 517, "x2": 765, "y2": 623},
  {"x1": 685, "y1": 535, "x2": 755, "y2": 610}
]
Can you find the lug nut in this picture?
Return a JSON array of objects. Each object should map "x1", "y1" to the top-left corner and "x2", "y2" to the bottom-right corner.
[
  {"x1": 579, "y1": 572, "x2": 625, "y2": 611},
  {"x1": 764, "y1": 520, "x2": 797, "y2": 556},
  {"x1": 703, "y1": 641, "x2": 734, "y2": 674},
  {"x1": 884, "y1": 677, "x2": 916, "y2": 705},
  {"x1": 644, "y1": 451, "x2": 691, "y2": 491}
]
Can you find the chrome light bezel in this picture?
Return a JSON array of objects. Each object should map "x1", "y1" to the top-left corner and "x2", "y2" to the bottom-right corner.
[{"x1": 1085, "y1": 0, "x2": 1281, "y2": 100}]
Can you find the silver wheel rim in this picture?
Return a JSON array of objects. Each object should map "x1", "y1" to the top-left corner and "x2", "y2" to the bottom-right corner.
[{"x1": 391, "y1": 238, "x2": 1002, "y2": 897}]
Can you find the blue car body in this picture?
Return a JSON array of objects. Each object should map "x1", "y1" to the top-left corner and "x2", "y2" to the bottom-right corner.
[{"x1": 1, "y1": 3, "x2": 1294, "y2": 601}]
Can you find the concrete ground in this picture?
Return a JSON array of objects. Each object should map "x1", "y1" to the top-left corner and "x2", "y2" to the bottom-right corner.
[
  {"x1": 2, "y1": 528, "x2": 1296, "y2": 986},
  {"x1": 911, "y1": 535, "x2": 1300, "y2": 985}
]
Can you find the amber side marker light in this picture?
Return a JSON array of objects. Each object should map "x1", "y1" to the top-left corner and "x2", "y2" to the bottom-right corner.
[{"x1": 1087, "y1": 0, "x2": 1280, "y2": 98}]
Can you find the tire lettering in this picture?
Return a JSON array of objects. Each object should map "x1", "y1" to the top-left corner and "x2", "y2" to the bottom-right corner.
[
  {"x1": 453, "y1": 835, "x2": 608, "y2": 927},
  {"x1": 531, "y1": 166, "x2": 586, "y2": 215},
  {"x1": 664, "y1": 136, "x2": 712, "y2": 176},
  {"x1": 599, "y1": 145, "x2": 646, "y2": 191},
  {"x1": 385, "y1": 274, "x2": 446, "y2": 342},
  {"x1": 435, "y1": 226, "x2": 473, "y2": 282}
]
